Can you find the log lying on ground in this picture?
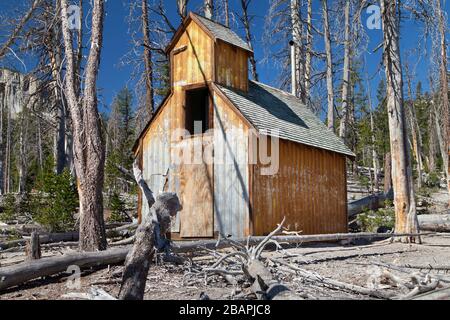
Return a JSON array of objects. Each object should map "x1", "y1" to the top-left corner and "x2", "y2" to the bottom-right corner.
[
  {"x1": 0, "y1": 223, "x2": 138, "y2": 251},
  {"x1": 0, "y1": 232, "x2": 79, "y2": 251},
  {"x1": 348, "y1": 191, "x2": 393, "y2": 218},
  {"x1": 173, "y1": 231, "x2": 427, "y2": 253},
  {"x1": 417, "y1": 214, "x2": 450, "y2": 232},
  {"x1": 412, "y1": 286, "x2": 450, "y2": 300},
  {"x1": 0, "y1": 247, "x2": 129, "y2": 291},
  {"x1": 0, "y1": 231, "x2": 425, "y2": 292},
  {"x1": 106, "y1": 222, "x2": 138, "y2": 238}
]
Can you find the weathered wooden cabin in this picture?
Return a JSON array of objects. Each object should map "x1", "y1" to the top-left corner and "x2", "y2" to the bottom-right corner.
[{"x1": 133, "y1": 13, "x2": 355, "y2": 239}]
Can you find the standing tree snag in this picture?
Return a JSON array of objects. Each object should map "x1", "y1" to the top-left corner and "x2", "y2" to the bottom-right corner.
[
  {"x1": 380, "y1": 0, "x2": 420, "y2": 242},
  {"x1": 119, "y1": 161, "x2": 182, "y2": 300},
  {"x1": 435, "y1": 0, "x2": 450, "y2": 201},
  {"x1": 339, "y1": 0, "x2": 351, "y2": 142},
  {"x1": 142, "y1": 0, "x2": 155, "y2": 116},
  {"x1": 322, "y1": 0, "x2": 334, "y2": 131},
  {"x1": 204, "y1": 0, "x2": 213, "y2": 19},
  {"x1": 60, "y1": 0, "x2": 107, "y2": 251}
]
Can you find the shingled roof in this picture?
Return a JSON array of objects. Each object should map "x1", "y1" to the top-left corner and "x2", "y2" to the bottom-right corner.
[
  {"x1": 191, "y1": 14, "x2": 253, "y2": 53},
  {"x1": 217, "y1": 81, "x2": 355, "y2": 158}
]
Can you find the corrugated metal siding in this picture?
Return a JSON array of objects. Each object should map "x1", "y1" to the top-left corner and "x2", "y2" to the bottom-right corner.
[
  {"x1": 252, "y1": 138, "x2": 348, "y2": 235},
  {"x1": 213, "y1": 93, "x2": 250, "y2": 238}
]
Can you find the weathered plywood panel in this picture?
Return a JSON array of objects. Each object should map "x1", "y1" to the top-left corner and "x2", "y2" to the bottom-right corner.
[
  {"x1": 213, "y1": 93, "x2": 250, "y2": 238},
  {"x1": 252, "y1": 138, "x2": 347, "y2": 236},
  {"x1": 175, "y1": 136, "x2": 214, "y2": 238},
  {"x1": 215, "y1": 41, "x2": 249, "y2": 92}
]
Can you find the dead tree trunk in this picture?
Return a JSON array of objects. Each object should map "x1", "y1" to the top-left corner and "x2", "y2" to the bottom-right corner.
[
  {"x1": 380, "y1": 0, "x2": 420, "y2": 242},
  {"x1": 339, "y1": 0, "x2": 351, "y2": 142},
  {"x1": 204, "y1": 0, "x2": 213, "y2": 19},
  {"x1": 224, "y1": 0, "x2": 229, "y2": 27},
  {"x1": 118, "y1": 162, "x2": 182, "y2": 300},
  {"x1": 428, "y1": 104, "x2": 437, "y2": 173},
  {"x1": 25, "y1": 232, "x2": 41, "y2": 260},
  {"x1": 177, "y1": 0, "x2": 188, "y2": 19},
  {"x1": 60, "y1": 0, "x2": 107, "y2": 251},
  {"x1": 142, "y1": 0, "x2": 155, "y2": 116},
  {"x1": 290, "y1": 0, "x2": 305, "y2": 102},
  {"x1": 304, "y1": 0, "x2": 312, "y2": 103},
  {"x1": 436, "y1": 0, "x2": 450, "y2": 201},
  {"x1": 322, "y1": 0, "x2": 334, "y2": 131},
  {"x1": 405, "y1": 65, "x2": 423, "y2": 188},
  {"x1": 240, "y1": 0, "x2": 258, "y2": 81}
]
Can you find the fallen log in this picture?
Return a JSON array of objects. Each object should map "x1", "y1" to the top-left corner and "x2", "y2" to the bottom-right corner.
[
  {"x1": 0, "y1": 231, "x2": 426, "y2": 292},
  {"x1": 0, "y1": 247, "x2": 129, "y2": 291},
  {"x1": 173, "y1": 231, "x2": 428, "y2": 253},
  {"x1": 417, "y1": 214, "x2": 450, "y2": 232},
  {"x1": 0, "y1": 232, "x2": 79, "y2": 251},
  {"x1": 271, "y1": 258, "x2": 393, "y2": 299},
  {"x1": 412, "y1": 286, "x2": 450, "y2": 300},
  {"x1": 348, "y1": 191, "x2": 394, "y2": 218},
  {"x1": 106, "y1": 222, "x2": 138, "y2": 238}
]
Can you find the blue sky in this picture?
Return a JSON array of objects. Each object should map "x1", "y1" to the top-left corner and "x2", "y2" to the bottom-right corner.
[
  {"x1": 1, "y1": 0, "x2": 448, "y2": 115},
  {"x1": 97, "y1": 0, "x2": 447, "y2": 114}
]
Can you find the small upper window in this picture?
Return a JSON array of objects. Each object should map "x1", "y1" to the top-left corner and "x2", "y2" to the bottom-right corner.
[{"x1": 184, "y1": 88, "x2": 210, "y2": 135}]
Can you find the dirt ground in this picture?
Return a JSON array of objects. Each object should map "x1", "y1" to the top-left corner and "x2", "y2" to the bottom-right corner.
[{"x1": 1, "y1": 233, "x2": 450, "y2": 300}]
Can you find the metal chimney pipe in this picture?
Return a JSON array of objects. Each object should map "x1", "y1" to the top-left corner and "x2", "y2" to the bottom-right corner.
[{"x1": 289, "y1": 40, "x2": 296, "y2": 96}]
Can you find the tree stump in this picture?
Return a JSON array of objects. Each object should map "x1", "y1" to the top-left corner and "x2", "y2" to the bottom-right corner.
[
  {"x1": 118, "y1": 193, "x2": 182, "y2": 300},
  {"x1": 25, "y1": 232, "x2": 41, "y2": 260}
]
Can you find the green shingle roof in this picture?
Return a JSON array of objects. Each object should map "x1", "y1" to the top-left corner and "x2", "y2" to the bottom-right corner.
[{"x1": 217, "y1": 81, "x2": 355, "y2": 158}]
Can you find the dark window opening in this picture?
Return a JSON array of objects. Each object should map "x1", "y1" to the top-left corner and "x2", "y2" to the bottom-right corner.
[{"x1": 185, "y1": 88, "x2": 210, "y2": 135}]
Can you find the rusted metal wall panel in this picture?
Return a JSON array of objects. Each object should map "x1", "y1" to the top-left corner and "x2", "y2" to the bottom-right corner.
[
  {"x1": 252, "y1": 138, "x2": 348, "y2": 235},
  {"x1": 213, "y1": 93, "x2": 250, "y2": 238}
]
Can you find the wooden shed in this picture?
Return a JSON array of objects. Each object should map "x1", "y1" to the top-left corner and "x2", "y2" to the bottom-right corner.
[{"x1": 133, "y1": 13, "x2": 355, "y2": 239}]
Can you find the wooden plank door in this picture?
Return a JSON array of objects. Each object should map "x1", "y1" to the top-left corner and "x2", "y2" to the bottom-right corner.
[{"x1": 178, "y1": 135, "x2": 214, "y2": 238}]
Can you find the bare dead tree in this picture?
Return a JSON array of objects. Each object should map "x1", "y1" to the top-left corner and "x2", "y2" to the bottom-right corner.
[
  {"x1": 205, "y1": 0, "x2": 213, "y2": 19},
  {"x1": 304, "y1": 0, "x2": 312, "y2": 103},
  {"x1": 142, "y1": 0, "x2": 155, "y2": 116},
  {"x1": 339, "y1": 0, "x2": 351, "y2": 142},
  {"x1": 435, "y1": 0, "x2": 449, "y2": 200},
  {"x1": 0, "y1": 0, "x2": 43, "y2": 59},
  {"x1": 239, "y1": 0, "x2": 258, "y2": 81},
  {"x1": 290, "y1": 0, "x2": 306, "y2": 102},
  {"x1": 322, "y1": 0, "x2": 334, "y2": 131},
  {"x1": 177, "y1": 0, "x2": 189, "y2": 19},
  {"x1": 405, "y1": 62, "x2": 424, "y2": 188},
  {"x1": 60, "y1": 0, "x2": 107, "y2": 251},
  {"x1": 380, "y1": 0, "x2": 420, "y2": 242}
]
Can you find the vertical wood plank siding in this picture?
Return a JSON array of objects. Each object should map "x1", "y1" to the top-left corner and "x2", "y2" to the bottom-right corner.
[
  {"x1": 215, "y1": 41, "x2": 249, "y2": 92},
  {"x1": 173, "y1": 21, "x2": 213, "y2": 85},
  {"x1": 252, "y1": 138, "x2": 348, "y2": 235}
]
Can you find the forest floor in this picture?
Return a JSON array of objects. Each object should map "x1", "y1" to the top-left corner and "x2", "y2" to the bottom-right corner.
[
  {"x1": 1, "y1": 232, "x2": 450, "y2": 300},
  {"x1": 1, "y1": 187, "x2": 449, "y2": 300}
]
